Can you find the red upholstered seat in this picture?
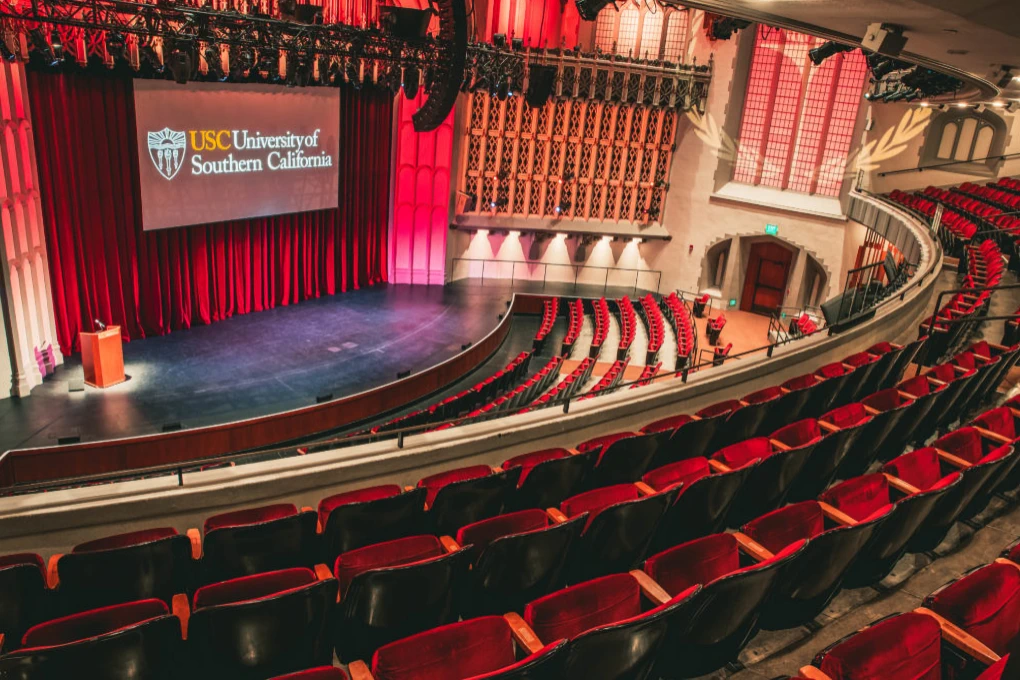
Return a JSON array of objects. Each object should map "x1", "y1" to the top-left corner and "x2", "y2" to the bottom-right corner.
[
  {"x1": 862, "y1": 388, "x2": 912, "y2": 413},
  {"x1": 576, "y1": 432, "x2": 633, "y2": 454},
  {"x1": 642, "y1": 457, "x2": 711, "y2": 491},
  {"x1": 815, "y1": 612, "x2": 943, "y2": 680},
  {"x1": 696, "y1": 399, "x2": 742, "y2": 419},
  {"x1": 742, "y1": 502, "x2": 829, "y2": 554},
  {"x1": 502, "y1": 448, "x2": 572, "y2": 485},
  {"x1": 977, "y1": 656, "x2": 1011, "y2": 680},
  {"x1": 455, "y1": 509, "x2": 550, "y2": 554},
  {"x1": 370, "y1": 615, "x2": 557, "y2": 680},
  {"x1": 820, "y1": 474, "x2": 894, "y2": 522},
  {"x1": 417, "y1": 465, "x2": 493, "y2": 506},
  {"x1": 317, "y1": 485, "x2": 403, "y2": 529},
  {"x1": 883, "y1": 448, "x2": 947, "y2": 491},
  {"x1": 73, "y1": 528, "x2": 178, "y2": 553},
  {"x1": 782, "y1": 374, "x2": 820, "y2": 391},
  {"x1": 523, "y1": 573, "x2": 641, "y2": 642},
  {"x1": 925, "y1": 562, "x2": 1020, "y2": 655},
  {"x1": 771, "y1": 419, "x2": 822, "y2": 449},
  {"x1": 642, "y1": 414, "x2": 695, "y2": 434},
  {"x1": 333, "y1": 535, "x2": 446, "y2": 596},
  {"x1": 712, "y1": 437, "x2": 774, "y2": 469},
  {"x1": 269, "y1": 668, "x2": 348, "y2": 680},
  {"x1": 193, "y1": 567, "x2": 317, "y2": 609},
  {"x1": 21, "y1": 599, "x2": 169, "y2": 648},
  {"x1": 560, "y1": 484, "x2": 640, "y2": 529},
  {"x1": 0, "y1": 552, "x2": 44, "y2": 571},
  {"x1": 845, "y1": 351, "x2": 879, "y2": 369},
  {"x1": 817, "y1": 362, "x2": 848, "y2": 379},
  {"x1": 204, "y1": 503, "x2": 298, "y2": 533},
  {"x1": 934, "y1": 428, "x2": 1004, "y2": 464},
  {"x1": 972, "y1": 407, "x2": 1019, "y2": 441},
  {"x1": 744, "y1": 386, "x2": 783, "y2": 405}
]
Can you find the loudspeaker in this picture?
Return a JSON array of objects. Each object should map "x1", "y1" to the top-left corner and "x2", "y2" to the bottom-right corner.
[
  {"x1": 526, "y1": 64, "x2": 557, "y2": 108},
  {"x1": 161, "y1": 422, "x2": 183, "y2": 432},
  {"x1": 380, "y1": 7, "x2": 432, "y2": 39},
  {"x1": 861, "y1": 23, "x2": 907, "y2": 56},
  {"x1": 316, "y1": 393, "x2": 334, "y2": 403}
]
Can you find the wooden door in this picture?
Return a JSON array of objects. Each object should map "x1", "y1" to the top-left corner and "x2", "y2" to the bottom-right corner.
[{"x1": 741, "y1": 242, "x2": 793, "y2": 315}]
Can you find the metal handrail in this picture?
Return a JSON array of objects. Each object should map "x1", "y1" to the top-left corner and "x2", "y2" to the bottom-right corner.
[
  {"x1": 449, "y1": 258, "x2": 664, "y2": 295},
  {"x1": 877, "y1": 152, "x2": 1020, "y2": 177}
]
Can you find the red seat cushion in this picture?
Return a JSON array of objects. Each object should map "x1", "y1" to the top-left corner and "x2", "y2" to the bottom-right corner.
[
  {"x1": 269, "y1": 668, "x2": 349, "y2": 680},
  {"x1": 782, "y1": 374, "x2": 820, "y2": 391},
  {"x1": 844, "y1": 351, "x2": 879, "y2": 368},
  {"x1": 644, "y1": 533, "x2": 740, "y2": 595},
  {"x1": 977, "y1": 656, "x2": 1011, "y2": 680},
  {"x1": 744, "y1": 386, "x2": 782, "y2": 405},
  {"x1": 318, "y1": 485, "x2": 403, "y2": 528},
  {"x1": 935, "y1": 428, "x2": 990, "y2": 464},
  {"x1": 560, "y1": 484, "x2": 640, "y2": 528},
  {"x1": 642, "y1": 414, "x2": 695, "y2": 434},
  {"x1": 867, "y1": 342, "x2": 895, "y2": 356},
  {"x1": 73, "y1": 528, "x2": 178, "y2": 553},
  {"x1": 971, "y1": 407, "x2": 1018, "y2": 441},
  {"x1": 883, "y1": 448, "x2": 944, "y2": 491},
  {"x1": 818, "y1": 612, "x2": 942, "y2": 680},
  {"x1": 193, "y1": 567, "x2": 317, "y2": 609},
  {"x1": 928, "y1": 562, "x2": 1020, "y2": 655},
  {"x1": 862, "y1": 388, "x2": 910, "y2": 413},
  {"x1": 371, "y1": 616, "x2": 517, "y2": 680},
  {"x1": 817, "y1": 363, "x2": 848, "y2": 379},
  {"x1": 772, "y1": 419, "x2": 822, "y2": 448},
  {"x1": 524, "y1": 573, "x2": 642, "y2": 643},
  {"x1": 334, "y1": 535, "x2": 446, "y2": 596},
  {"x1": 0, "y1": 553, "x2": 44, "y2": 571},
  {"x1": 642, "y1": 458, "x2": 711, "y2": 491},
  {"x1": 502, "y1": 449, "x2": 571, "y2": 485},
  {"x1": 822, "y1": 403, "x2": 871, "y2": 429},
  {"x1": 576, "y1": 432, "x2": 634, "y2": 453},
  {"x1": 696, "y1": 400, "x2": 742, "y2": 419},
  {"x1": 820, "y1": 474, "x2": 891, "y2": 522},
  {"x1": 204, "y1": 503, "x2": 298, "y2": 533},
  {"x1": 742, "y1": 501, "x2": 826, "y2": 554},
  {"x1": 21, "y1": 599, "x2": 168, "y2": 648},
  {"x1": 712, "y1": 437, "x2": 773, "y2": 469},
  {"x1": 418, "y1": 466, "x2": 493, "y2": 506},
  {"x1": 455, "y1": 509, "x2": 550, "y2": 554}
]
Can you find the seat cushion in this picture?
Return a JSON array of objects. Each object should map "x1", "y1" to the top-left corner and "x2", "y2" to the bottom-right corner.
[
  {"x1": 883, "y1": 448, "x2": 944, "y2": 491},
  {"x1": 817, "y1": 363, "x2": 848, "y2": 379},
  {"x1": 742, "y1": 501, "x2": 826, "y2": 554},
  {"x1": 845, "y1": 351, "x2": 879, "y2": 368},
  {"x1": 971, "y1": 407, "x2": 1018, "y2": 440},
  {"x1": 0, "y1": 553, "x2": 44, "y2": 571},
  {"x1": 934, "y1": 428, "x2": 988, "y2": 464},
  {"x1": 455, "y1": 509, "x2": 550, "y2": 554},
  {"x1": 334, "y1": 535, "x2": 446, "y2": 596},
  {"x1": 897, "y1": 375, "x2": 933, "y2": 398},
  {"x1": 72, "y1": 528, "x2": 178, "y2": 553},
  {"x1": 560, "y1": 484, "x2": 640, "y2": 527},
  {"x1": 318, "y1": 485, "x2": 403, "y2": 527},
  {"x1": 642, "y1": 458, "x2": 711, "y2": 492},
  {"x1": 371, "y1": 616, "x2": 516, "y2": 680},
  {"x1": 823, "y1": 403, "x2": 871, "y2": 429},
  {"x1": 576, "y1": 432, "x2": 633, "y2": 453},
  {"x1": 818, "y1": 612, "x2": 942, "y2": 680},
  {"x1": 928, "y1": 562, "x2": 1020, "y2": 655},
  {"x1": 772, "y1": 419, "x2": 822, "y2": 448},
  {"x1": 644, "y1": 533, "x2": 740, "y2": 595},
  {"x1": 712, "y1": 437, "x2": 774, "y2": 469},
  {"x1": 782, "y1": 374, "x2": 820, "y2": 391},
  {"x1": 696, "y1": 400, "x2": 742, "y2": 419},
  {"x1": 744, "y1": 386, "x2": 782, "y2": 405},
  {"x1": 524, "y1": 573, "x2": 642, "y2": 643},
  {"x1": 21, "y1": 599, "x2": 168, "y2": 647},
  {"x1": 502, "y1": 449, "x2": 571, "y2": 485},
  {"x1": 641, "y1": 414, "x2": 694, "y2": 434},
  {"x1": 820, "y1": 474, "x2": 891, "y2": 523},
  {"x1": 193, "y1": 567, "x2": 317, "y2": 609},
  {"x1": 862, "y1": 388, "x2": 909, "y2": 413},
  {"x1": 418, "y1": 466, "x2": 492, "y2": 506},
  {"x1": 204, "y1": 503, "x2": 298, "y2": 533}
]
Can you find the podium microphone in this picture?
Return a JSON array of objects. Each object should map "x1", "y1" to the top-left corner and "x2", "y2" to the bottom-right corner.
[{"x1": 94, "y1": 319, "x2": 107, "y2": 331}]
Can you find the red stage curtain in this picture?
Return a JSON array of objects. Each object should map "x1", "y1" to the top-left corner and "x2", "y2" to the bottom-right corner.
[{"x1": 27, "y1": 69, "x2": 391, "y2": 355}]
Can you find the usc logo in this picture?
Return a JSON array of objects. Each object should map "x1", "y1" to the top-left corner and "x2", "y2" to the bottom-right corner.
[{"x1": 189, "y1": 130, "x2": 232, "y2": 151}]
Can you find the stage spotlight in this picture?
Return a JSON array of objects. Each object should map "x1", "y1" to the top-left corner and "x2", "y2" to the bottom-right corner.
[
  {"x1": 139, "y1": 44, "x2": 163, "y2": 76},
  {"x1": 708, "y1": 16, "x2": 752, "y2": 41},
  {"x1": 492, "y1": 33, "x2": 507, "y2": 49},
  {"x1": 511, "y1": 38, "x2": 524, "y2": 51},
  {"x1": 554, "y1": 201, "x2": 571, "y2": 215},
  {"x1": 0, "y1": 34, "x2": 17, "y2": 62},
  {"x1": 231, "y1": 47, "x2": 255, "y2": 80},
  {"x1": 167, "y1": 41, "x2": 195, "y2": 85},
  {"x1": 106, "y1": 32, "x2": 127, "y2": 63},
  {"x1": 326, "y1": 59, "x2": 342, "y2": 86},
  {"x1": 345, "y1": 59, "x2": 361, "y2": 89},
  {"x1": 809, "y1": 41, "x2": 854, "y2": 66},
  {"x1": 204, "y1": 46, "x2": 226, "y2": 81},
  {"x1": 29, "y1": 29, "x2": 62, "y2": 67},
  {"x1": 496, "y1": 78, "x2": 509, "y2": 101},
  {"x1": 403, "y1": 64, "x2": 420, "y2": 99},
  {"x1": 575, "y1": 0, "x2": 614, "y2": 22}
]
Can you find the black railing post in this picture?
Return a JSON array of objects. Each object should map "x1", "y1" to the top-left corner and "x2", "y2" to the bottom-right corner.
[
  {"x1": 398, "y1": 431, "x2": 404, "y2": 449},
  {"x1": 177, "y1": 468, "x2": 183, "y2": 487}
]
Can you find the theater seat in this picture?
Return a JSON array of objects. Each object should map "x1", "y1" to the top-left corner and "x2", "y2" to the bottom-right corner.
[
  {"x1": 933, "y1": 428, "x2": 1020, "y2": 511},
  {"x1": 791, "y1": 404, "x2": 872, "y2": 501},
  {"x1": 556, "y1": 484, "x2": 676, "y2": 582},
  {"x1": 503, "y1": 448, "x2": 591, "y2": 510},
  {"x1": 855, "y1": 388, "x2": 916, "y2": 469},
  {"x1": 820, "y1": 472, "x2": 961, "y2": 586},
  {"x1": 0, "y1": 553, "x2": 48, "y2": 651},
  {"x1": 840, "y1": 351, "x2": 883, "y2": 403},
  {"x1": 54, "y1": 527, "x2": 193, "y2": 614},
  {"x1": 418, "y1": 466, "x2": 522, "y2": 536},
  {"x1": 1, "y1": 598, "x2": 183, "y2": 680},
  {"x1": 318, "y1": 485, "x2": 427, "y2": 566},
  {"x1": 362, "y1": 615, "x2": 566, "y2": 680},
  {"x1": 924, "y1": 561, "x2": 1020, "y2": 656},
  {"x1": 739, "y1": 500, "x2": 891, "y2": 628},
  {"x1": 1004, "y1": 538, "x2": 1020, "y2": 564},
  {"x1": 712, "y1": 436, "x2": 815, "y2": 527},
  {"x1": 200, "y1": 503, "x2": 318, "y2": 585},
  {"x1": 814, "y1": 363, "x2": 854, "y2": 412},
  {"x1": 270, "y1": 669, "x2": 348, "y2": 680},
  {"x1": 521, "y1": 572, "x2": 702, "y2": 680},
  {"x1": 189, "y1": 567, "x2": 337, "y2": 679},
  {"x1": 332, "y1": 535, "x2": 472, "y2": 663},
  {"x1": 581, "y1": 432, "x2": 662, "y2": 489},
  {"x1": 642, "y1": 532, "x2": 806, "y2": 677},
  {"x1": 642, "y1": 410, "x2": 726, "y2": 464},
  {"x1": 922, "y1": 362, "x2": 978, "y2": 434},
  {"x1": 890, "y1": 375, "x2": 947, "y2": 453},
  {"x1": 456, "y1": 510, "x2": 585, "y2": 617}
]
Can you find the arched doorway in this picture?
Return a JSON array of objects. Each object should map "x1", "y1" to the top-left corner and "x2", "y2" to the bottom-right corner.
[{"x1": 741, "y1": 241, "x2": 794, "y2": 315}]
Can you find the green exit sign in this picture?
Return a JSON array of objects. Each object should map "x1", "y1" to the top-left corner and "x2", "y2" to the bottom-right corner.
[
  {"x1": 729, "y1": 298, "x2": 737, "y2": 307},
  {"x1": 765, "y1": 224, "x2": 779, "y2": 236}
]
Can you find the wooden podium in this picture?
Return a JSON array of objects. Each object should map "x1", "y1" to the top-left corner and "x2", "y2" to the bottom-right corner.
[{"x1": 80, "y1": 326, "x2": 125, "y2": 388}]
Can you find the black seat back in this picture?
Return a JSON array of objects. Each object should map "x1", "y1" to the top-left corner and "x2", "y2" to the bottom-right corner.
[
  {"x1": 201, "y1": 511, "x2": 318, "y2": 585},
  {"x1": 715, "y1": 401, "x2": 775, "y2": 450},
  {"x1": 335, "y1": 548, "x2": 473, "y2": 663},
  {"x1": 322, "y1": 488, "x2": 427, "y2": 566},
  {"x1": 726, "y1": 445, "x2": 815, "y2": 527},
  {"x1": 429, "y1": 469, "x2": 522, "y2": 536},
  {"x1": 465, "y1": 515, "x2": 586, "y2": 617},
  {"x1": 587, "y1": 434, "x2": 661, "y2": 489},
  {"x1": 921, "y1": 449, "x2": 1014, "y2": 547},
  {"x1": 863, "y1": 346, "x2": 904, "y2": 396},
  {"x1": 651, "y1": 463, "x2": 757, "y2": 553},
  {"x1": 509, "y1": 454, "x2": 593, "y2": 511},
  {"x1": 0, "y1": 560, "x2": 48, "y2": 651},
  {"x1": 188, "y1": 579, "x2": 337, "y2": 680},
  {"x1": 485, "y1": 639, "x2": 568, "y2": 680},
  {"x1": 788, "y1": 420, "x2": 869, "y2": 503}
]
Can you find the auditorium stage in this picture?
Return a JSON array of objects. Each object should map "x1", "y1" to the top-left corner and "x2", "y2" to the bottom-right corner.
[{"x1": 0, "y1": 280, "x2": 662, "y2": 453}]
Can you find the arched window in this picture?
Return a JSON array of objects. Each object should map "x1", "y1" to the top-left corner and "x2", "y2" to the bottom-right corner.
[
  {"x1": 616, "y1": 6, "x2": 640, "y2": 56},
  {"x1": 590, "y1": 1, "x2": 688, "y2": 62},
  {"x1": 594, "y1": 8, "x2": 616, "y2": 53},
  {"x1": 639, "y1": 8, "x2": 663, "y2": 60},
  {"x1": 923, "y1": 109, "x2": 1007, "y2": 175},
  {"x1": 661, "y1": 10, "x2": 690, "y2": 62}
]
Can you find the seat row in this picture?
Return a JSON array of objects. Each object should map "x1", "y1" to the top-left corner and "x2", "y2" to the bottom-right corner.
[
  {"x1": 528, "y1": 357, "x2": 595, "y2": 409},
  {"x1": 579, "y1": 359, "x2": 629, "y2": 400},
  {"x1": 442, "y1": 355, "x2": 566, "y2": 426},
  {"x1": 533, "y1": 298, "x2": 558, "y2": 351},
  {"x1": 616, "y1": 297, "x2": 636, "y2": 359},
  {"x1": 589, "y1": 298, "x2": 610, "y2": 357},
  {"x1": 561, "y1": 299, "x2": 584, "y2": 355},
  {"x1": 638, "y1": 294, "x2": 665, "y2": 364},
  {"x1": 789, "y1": 312, "x2": 817, "y2": 337},
  {"x1": 887, "y1": 189, "x2": 977, "y2": 256},
  {"x1": 707, "y1": 313, "x2": 726, "y2": 345},
  {"x1": 631, "y1": 361, "x2": 661, "y2": 388},
  {"x1": 661, "y1": 292, "x2": 696, "y2": 368}
]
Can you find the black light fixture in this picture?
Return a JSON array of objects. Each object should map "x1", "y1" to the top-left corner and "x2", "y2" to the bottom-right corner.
[
  {"x1": 106, "y1": 32, "x2": 127, "y2": 63},
  {"x1": 204, "y1": 46, "x2": 226, "y2": 81},
  {"x1": 575, "y1": 0, "x2": 615, "y2": 22},
  {"x1": 808, "y1": 41, "x2": 854, "y2": 66},
  {"x1": 0, "y1": 35, "x2": 16, "y2": 63},
  {"x1": 231, "y1": 47, "x2": 255, "y2": 80},
  {"x1": 708, "y1": 16, "x2": 751, "y2": 41},
  {"x1": 403, "y1": 64, "x2": 420, "y2": 99},
  {"x1": 493, "y1": 33, "x2": 507, "y2": 49},
  {"x1": 29, "y1": 28, "x2": 61, "y2": 67},
  {"x1": 167, "y1": 40, "x2": 195, "y2": 84},
  {"x1": 345, "y1": 58, "x2": 361, "y2": 89}
]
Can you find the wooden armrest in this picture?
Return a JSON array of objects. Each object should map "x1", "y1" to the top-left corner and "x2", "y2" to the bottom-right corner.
[
  {"x1": 863, "y1": 405, "x2": 881, "y2": 416},
  {"x1": 187, "y1": 529, "x2": 203, "y2": 560},
  {"x1": 47, "y1": 554, "x2": 61, "y2": 589},
  {"x1": 818, "y1": 420, "x2": 840, "y2": 433},
  {"x1": 927, "y1": 376, "x2": 947, "y2": 386},
  {"x1": 988, "y1": 342, "x2": 1010, "y2": 352},
  {"x1": 1011, "y1": 407, "x2": 1020, "y2": 419},
  {"x1": 547, "y1": 508, "x2": 569, "y2": 524},
  {"x1": 975, "y1": 427, "x2": 1013, "y2": 444},
  {"x1": 172, "y1": 593, "x2": 190, "y2": 640},
  {"x1": 780, "y1": 387, "x2": 791, "y2": 394},
  {"x1": 733, "y1": 532, "x2": 774, "y2": 562},
  {"x1": 404, "y1": 485, "x2": 415, "y2": 492},
  {"x1": 935, "y1": 448, "x2": 972, "y2": 469},
  {"x1": 769, "y1": 438, "x2": 791, "y2": 451},
  {"x1": 995, "y1": 557, "x2": 1020, "y2": 571},
  {"x1": 348, "y1": 660, "x2": 375, "y2": 680},
  {"x1": 635, "y1": 481, "x2": 657, "y2": 496},
  {"x1": 897, "y1": 390, "x2": 917, "y2": 400},
  {"x1": 491, "y1": 465, "x2": 503, "y2": 473},
  {"x1": 314, "y1": 564, "x2": 333, "y2": 581},
  {"x1": 798, "y1": 667, "x2": 834, "y2": 680},
  {"x1": 915, "y1": 607, "x2": 1001, "y2": 667},
  {"x1": 566, "y1": 448, "x2": 582, "y2": 456},
  {"x1": 301, "y1": 506, "x2": 315, "y2": 515},
  {"x1": 629, "y1": 569, "x2": 670, "y2": 605},
  {"x1": 440, "y1": 536, "x2": 461, "y2": 553},
  {"x1": 842, "y1": 363, "x2": 856, "y2": 371},
  {"x1": 708, "y1": 459, "x2": 731, "y2": 473},
  {"x1": 504, "y1": 612, "x2": 544, "y2": 655},
  {"x1": 952, "y1": 364, "x2": 969, "y2": 373},
  {"x1": 884, "y1": 473, "x2": 921, "y2": 495},
  {"x1": 819, "y1": 501, "x2": 858, "y2": 526}
]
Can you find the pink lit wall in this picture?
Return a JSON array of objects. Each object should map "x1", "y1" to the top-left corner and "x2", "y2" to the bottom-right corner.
[
  {"x1": 391, "y1": 93, "x2": 454, "y2": 285},
  {"x1": 487, "y1": 0, "x2": 580, "y2": 49}
]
